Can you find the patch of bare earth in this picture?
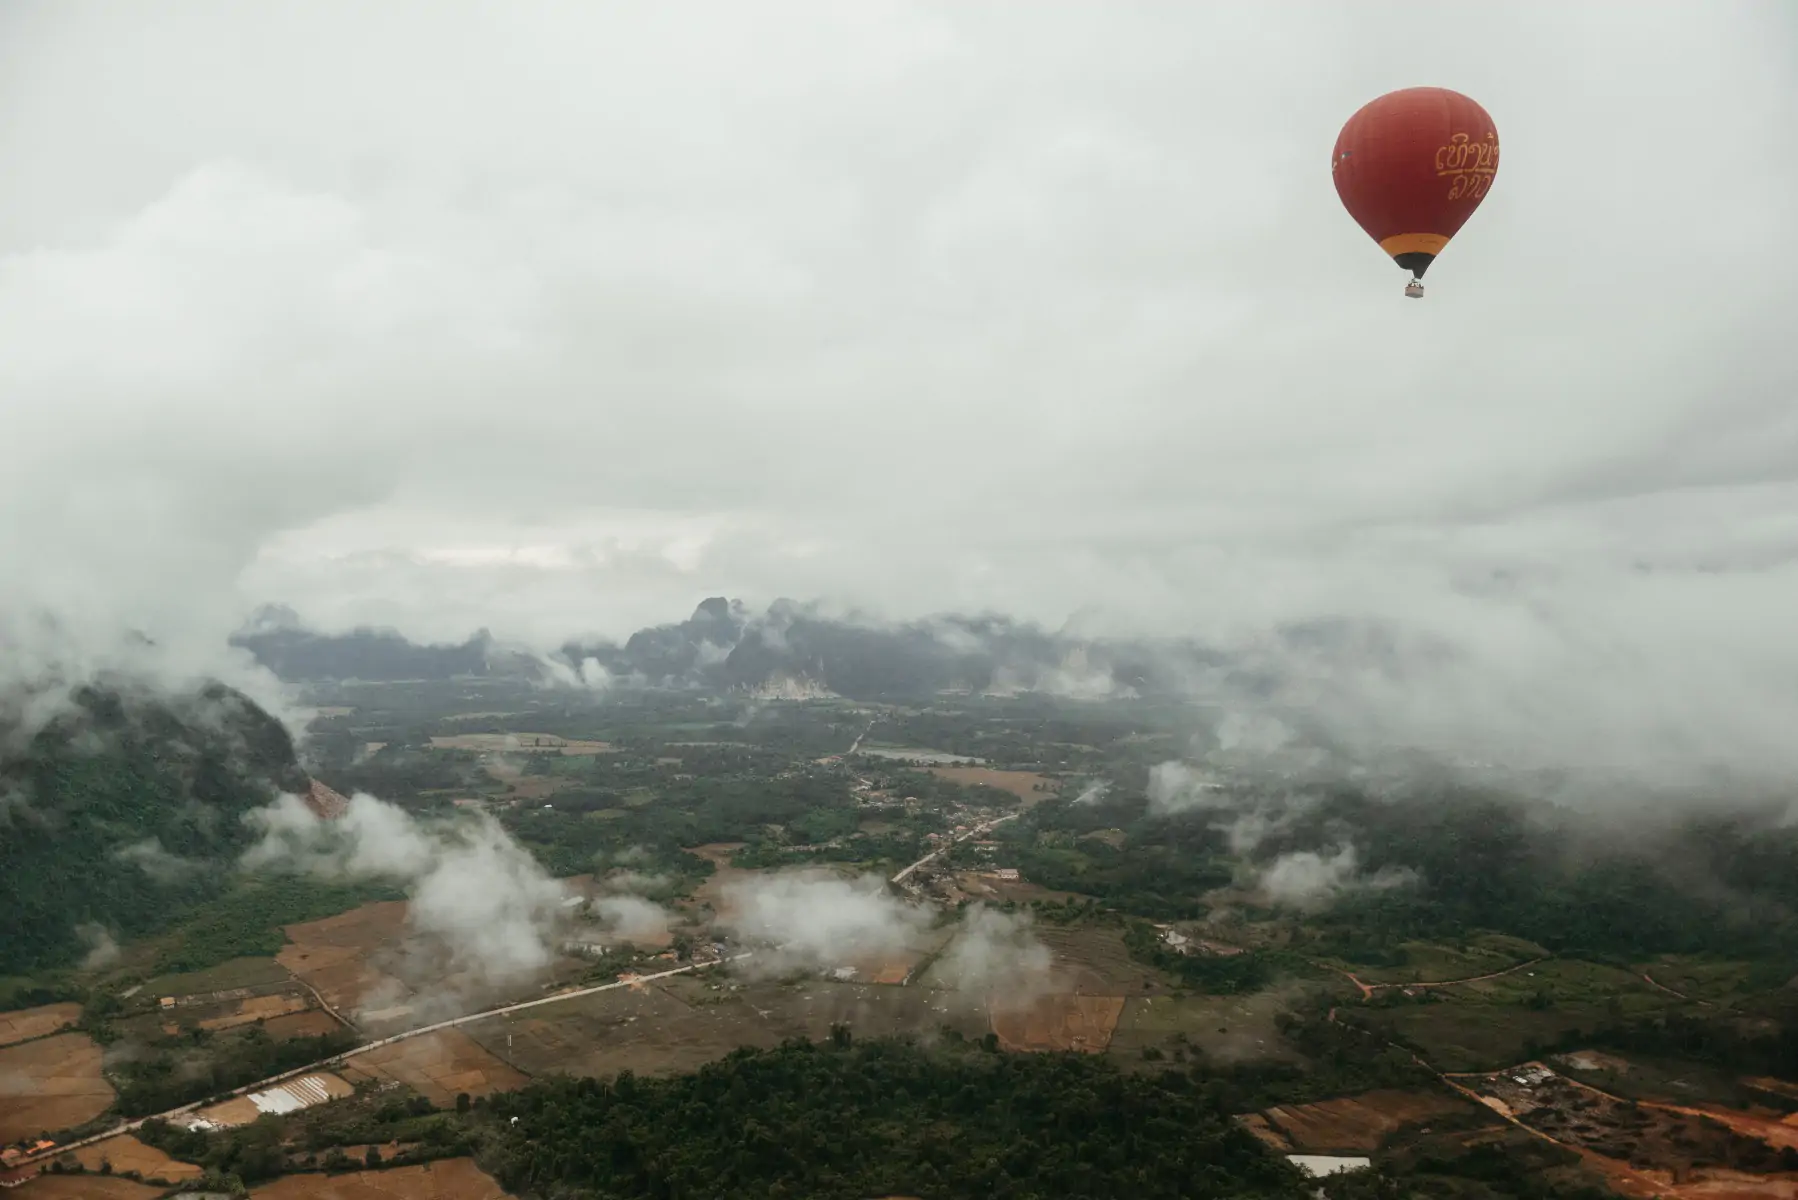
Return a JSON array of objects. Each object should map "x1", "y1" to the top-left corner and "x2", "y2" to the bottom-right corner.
[
  {"x1": 0, "y1": 1033, "x2": 115, "y2": 1142},
  {"x1": 278, "y1": 901, "x2": 414, "y2": 1017},
  {"x1": 1453, "y1": 1064, "x2": 1798, "y2": 1196},
  {"x1": 1257, "y1": 1088, "x2": 1481, "y2": 1153},
  {"x1": 13, "y1": 1177, "x2": 164, "y2": 1198},
  {"x1": 991, "y1": 994, "x2": 1125, "y2": 1053},
  {"x1": 341, "y1": 1030, "x2": 527, "y2": 1107},
  {"x1": 251, "y1": 1157, "x2": 515, "y2": 1199},
  {"x1": 0, "y1": 1006, "x2": 79, "y2": 1049},
  {"x1": 72, "y1": 1135, "x2": 202, "y2": 1182}
]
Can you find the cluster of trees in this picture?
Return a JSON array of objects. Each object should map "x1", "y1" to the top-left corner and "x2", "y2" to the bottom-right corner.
[
  {"x1": 1003, "y1": 799, "x2": 1234, "y2": 919},
  {"x1": 1545, "y1": 1006, "x2": 1798, "y2": 1085},
  {"x1": 138, "y1": 1089, "x2": 472, "y2": 1184},
  {"x1": 1327, "y1": 1136, "x2": 1618, "y2": 1200},
  {"x1": 482, "y1": 1035, "x2": 1317, "y2": 1198},
  {"x1": 1122, "y1": 921, "x2": 1277, "y2": 994},
  {"x1": 113, "y1": 1026, "x2": 357, "y2": 1117}
]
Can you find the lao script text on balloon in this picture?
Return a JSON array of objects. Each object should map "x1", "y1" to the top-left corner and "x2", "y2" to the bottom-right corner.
[
  {"x1": 1433, "y1": 132, "x2": 1499, "y2": 176},
  {"x1": 1445, "y1": 173, "x2": 1493, "y2": 202}
]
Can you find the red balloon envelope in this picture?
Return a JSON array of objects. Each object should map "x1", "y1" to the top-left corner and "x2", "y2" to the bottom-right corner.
[{"x1": 1332, "y1": 87, "x2": 1498, "y2": 292}]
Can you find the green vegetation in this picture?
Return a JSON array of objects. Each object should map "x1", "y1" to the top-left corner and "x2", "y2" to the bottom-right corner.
[
  {"x1": 1327, "y1": 1132, "x2": 1616, "y2": 1200},
  {"x1": 1302, "y1": 792, "x2": 1798, "y2": 969},
  {"x1": 1548, "y1": 1004, "x2": 1798, "y2": 1080},
  {"x1": 155, "y1": 877, "x2": 406, "y2": 973},
  {"x1": 1206, "y1": 1011, "x2": 1436, "y2": 1110},
  {"x1": 482, "y1": 1035, "x2": 1315, "y2": 1199},
  {"x1": 997, "y1": 793, "x2": 1238, "y2": 917},
  {"x1": 1122, "y1": 920, "x2": 1279, "y2": 993},
  {"x1": 114, "y1": 1024, "x2": 357, "y2": 1116},
  {"x1": 139, "y1": 1089, "x2": 473, "y2": 1185},
  {"x1": 0, "y1": 683, "x2": 309, "y2": 975}
]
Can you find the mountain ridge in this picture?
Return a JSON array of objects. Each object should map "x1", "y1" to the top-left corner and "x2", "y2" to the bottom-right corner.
[{"x1": 232, "y1": 597, "x2": 1249, "y2": 701}]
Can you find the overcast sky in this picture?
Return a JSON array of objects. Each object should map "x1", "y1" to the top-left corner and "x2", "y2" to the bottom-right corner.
[{"x1": 4, "y1": 2, "x2": 1798, "y2": 777}]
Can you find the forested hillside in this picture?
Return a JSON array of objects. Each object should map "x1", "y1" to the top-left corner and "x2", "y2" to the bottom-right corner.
[{"x1": 0, "y1": 679, "x2": 310, "y2": 974}]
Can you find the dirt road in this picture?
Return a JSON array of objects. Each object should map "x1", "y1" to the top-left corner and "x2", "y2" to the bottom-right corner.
[{"x1": 1318, "y1": 956, "x2": 1548, "y2": 1000}]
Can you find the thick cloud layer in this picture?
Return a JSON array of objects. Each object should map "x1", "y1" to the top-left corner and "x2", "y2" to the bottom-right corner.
[
  {"x1": 245, "y1": 791, "x2": 574, "y2": 991},
  {"x1": 5, "y1": 2, "x2": 1797, "y2": 781},
  {"x1": 719, "y1": 870, "x2": 931, "y2": 972}
]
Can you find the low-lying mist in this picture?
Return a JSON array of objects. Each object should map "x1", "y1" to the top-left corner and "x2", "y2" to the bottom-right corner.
[{"x1": 242, "y1": 790, "x2": 672, "y2": 1018}]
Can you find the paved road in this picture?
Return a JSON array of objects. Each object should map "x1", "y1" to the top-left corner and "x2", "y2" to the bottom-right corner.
[
  {"x1": 17, "y1": 954, "x2": 752, "y2": 1168},
  {"x1": 890, "y1": 812, "x2": 1018, "y2": 885}
]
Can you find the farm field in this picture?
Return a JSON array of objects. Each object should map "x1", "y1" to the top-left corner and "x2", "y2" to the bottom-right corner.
[
  {"x1": 1333, "y1": 935, "x2": 1545, "y2": 986},
  {"x1": 1249, "y1": 1087, "x2": 1483, "y2": 1153},
  {"x1": 1352, "y1": 960, "x2": 1681, "y2": 1072},
  {"x1": 0, "y1": 1033, "x2": 115, "y2": 1142},
  {"x1": 263, "y1": 1010, "x2": 347, "y2": 1039},
  {"x1": 928, "y1": 766, "x2": 1059, "y2": 805},
  {"x1": 919, "y1": 923, "x2": 1162, "y2": 996},
  {"x1": 12, "y1": 1176, "x2": 164, "y2": 1199},
  {"x1": 252, "y1": 1157, "x2": 514, "y2": 1199},
  {"x1": 198, "y1": 992, "x2": 311, "y2": 1031},
  {"x1": 1108, "y1": 988, "x2": 1310, "y2": 1065},
  {"x1": 143, "y1": 956, "x2": 297, "y2": 999},
  {"x1": 1636, "y1": 957, "x2": 1769, "y2": 1006},
  {"x1": 991, "y1": 993, "x2": 1124, "y2": 1053},
  {"x1": 0, "y1": 1005, "x2": 78, "y2": 1049},
  {"x1": 951, "y1": 871, "x2": 1086, "y2": 906},
  {"x1": 463, "y1": 975, "x2": 988, "y2": 1081},
  {"x1": 342, "y1": 1030, "x2": 527, "y2": 1107},
  {"x1": 72, "y1": 1134, "x2": 202, "y2": 1183},
  {"x1": 278, "y1": 901, "x2": 415, "y2": 1020},
  {"x1": 430, "y1": 733, "x2": 612, "y2": 755}
]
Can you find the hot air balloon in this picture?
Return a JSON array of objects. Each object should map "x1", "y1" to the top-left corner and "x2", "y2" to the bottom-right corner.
[{"x1": 1332, "y1": 87, "x2": 1498, "y2": 299}]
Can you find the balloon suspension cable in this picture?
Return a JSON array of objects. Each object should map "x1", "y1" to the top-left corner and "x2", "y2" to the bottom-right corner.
[{"x1": 1404, "y1": 276, "x2": 1425, "y2": 299}]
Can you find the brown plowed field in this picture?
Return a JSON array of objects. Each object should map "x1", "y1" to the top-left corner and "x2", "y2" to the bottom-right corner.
[
  {"x1": 1260, "y1": 1088, "x2": 1479, "y2": 1153},
  {"x1": 0, "y1": 1006, "x2": 79, "y2": 1049},
  {"x1": 72, "y1": 1134, "x2": 202, "y2": 1182},
  {"x1": 928, "y1": 767, "x2": 1059, "y2": 806},
  {"x1": 0, "y1": 1033, "x2": 115, "y2": 1142},
  {"x1": 991, "y1": 994, "x2": 1125, "y2": 1053},
  {"x1": 252, "y1": 1157, "x2": 514, "y2": 1199},
  {"x1": 13, "y1": 1177, "x2": 164, "y2": 1198},
  {"x1": 344, "y1": 1030, "x2": 527, "y2": 1107},
  {"x1": 279, "y1": 902, "x2": 413, "y2": 1016}
]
